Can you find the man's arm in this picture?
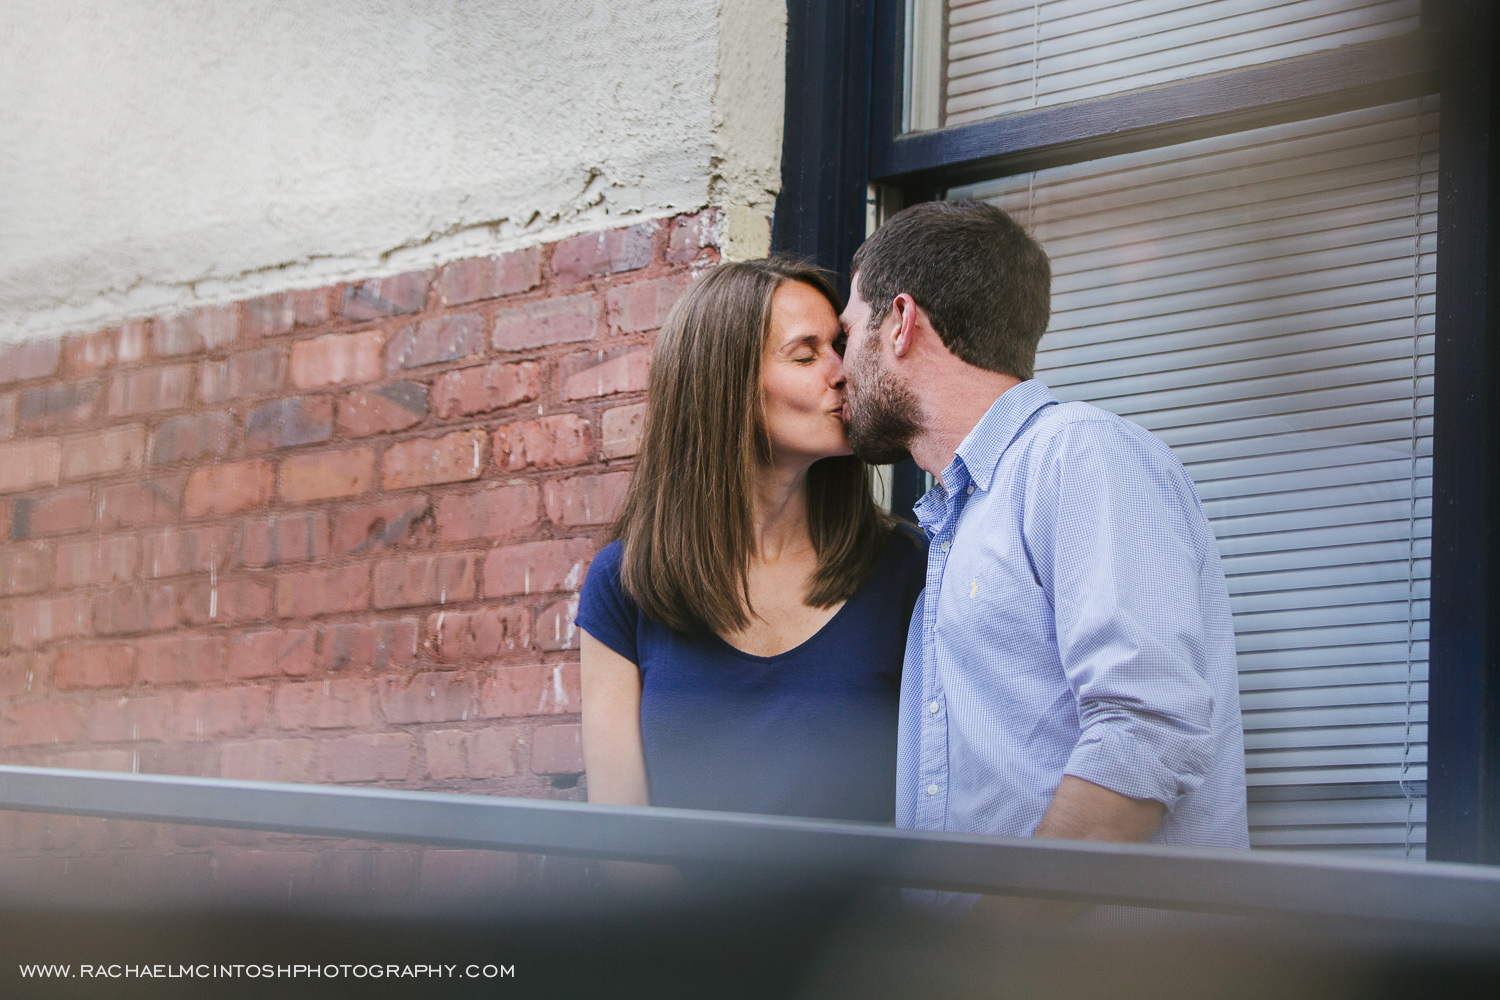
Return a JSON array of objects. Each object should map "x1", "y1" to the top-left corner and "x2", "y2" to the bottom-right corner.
[{"x1": 1033, "y1": 775, "x2": 1165, "y2": 842}]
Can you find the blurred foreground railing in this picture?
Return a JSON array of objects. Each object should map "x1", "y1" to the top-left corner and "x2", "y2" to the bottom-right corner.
[{"x1": 1, "y1": 764, "x2": 1497, "y2": 929}]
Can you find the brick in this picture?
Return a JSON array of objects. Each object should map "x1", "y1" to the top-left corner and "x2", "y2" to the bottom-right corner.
[
  {"x1": 531, "y1": 723, "x2": 583, "y2": 774},
  {"x1": 274, "y1": 564, "x2": 370, "y2": 617},
  {"x1": 544, "y1": 471, "x2": 630, "y2": 526},
  {"x1": 536, "y1": 596, "x2": 581, "y2": 651},
  {"x1": 0, "y1": 544, "x2": 50, "y2": 596},
  {"x1": 0, "y1": 439, "x2": 60, "y2": 494},
  {"x1": 148, "y1": 411, "x2": 235, "y2": 465},
  {"x1": 61, "y1": 425, "x2": 147, "y2": 480},
  {"x1": 279, "y1": 446, "x2": 375, "y2": 502},
  {"x1": 492, "y1": 293, "x2": 598, "y2": 352},
  {"x1": 378, "y1": 671, "x2": 477, "y2": 724},
  {"x1": 336, "y1": 381, "x2": 427, "y2": 436},
  {"x1": 418, "y1": 849, "x2": 517, "y2": 897},
  {"x1": 386, "y1": 313, "x2": 485, "y2": 370},
  {"x1": 8, "y1": 593, "x2": 91, "y2": 648},
  {"x1": 317, "y1": 618, "x2": 419, "y2": 672},
  {"x1": 432, "y1": 360, "x2": 539, "y2": 419},
  {"x1": 434, "y1": 483, "x2": 538, "y2": 544},
  {"x1": 239, "y1": 512, "x2": 329, "y2": 568},
  {"x1": 382, "y1": 429, "x2": 486, "y2": 489},
  {"x1": 199, "y1": 345, "x2": 288, "y2": 404},
  {"x1": 136, "y1": 634, "x2": 225, "y2": 685},
  {"x1": 244, "y1": 288, "x2": 331, "y2": 338},
  {"x1": 0, "y1": 653, "x2": 40, "y2": 697},
  {"x1": 665, "y1": 211, "x2": 712, "y2": 265},
  {"x1": 152, "y1": 305, "x2": 238, "y2": 355},
  {"x1": 142, "y1": 524, "x2": 233, "y2": 577},
  {"x1": 92, "y1": 583, "x2": 176, "y2": 635},
  {"x1": 479, "y1": 662, "x2": 580, "y2": 717},
  {"x1": 562, "y1": 347, "x2": 650, "y2": 400},
  {"x1": 318, "y1": 733, "x2": 414, "y2": 783},
  {"x1": 54, "y1": 644, "x2": 136, "y2": 689},
  {"x1": 213, "y1": 852, "x2": 315, "y2": 899},
  {"x1": 275, "y1": 679, "x2": 376, "y2": 730},
  {"x1": 2, "y1": 702, "x2": 84, "y2": 747},
  {"x1": 551, "y1": 222, "x2": 656, "y2": 284},
  {"x1": 0, "y1": 339, "x2": 61, "y2": 386},
  {"x1": 185, "y1": 460, "x2": 275, "y2": 517},
  {"x1": 424, "y1": 728, "x2": 520, "y2": 780},
  {"x1": 440, "y1": 248, "x2": 543, "y2": 306},
  {"x1": 106, "y1": 365, "x2": 193, "y2": 416},
  {"x1": 176, "y1": 576, "x2": 273, "y2": 626},
  {"x1": 428, "y1": 606, "x2": 531, "y2": 663},
  {"x1": 177, "y1": 687, "x2": 271, "y2": 739},
  {"x1": 373, "y1": 552, "x2": 478, "y2": 609},
  {"x1": 62, "y1": 323, "x2": 146, "y2": 373},
  {"x1": 19, "y1": 382, "x2": 97, "y2": 432},
  {"x1": 492, "y1": 414, "x2": 592, "y2": 471},
  {"x1": 228, "y1": 628, "x2": 316, "y2": 679},
  {"x1": 53, "y1": 536, "x2": 139, "y2": 588},
  {"x1": 483, "y1": 538, "x2": 595, "y2": 597},
  {"x1": 63, "y1": 329, "x2": 117, "y2": 373},
  {"x1": 83, "y1": 693, "x2": 172, "y2": 742},
  {"x1": 245, "y1": 397, "x2": 332, "y2": 451},
  {"x1": 99, "y1": 473, "x2": 183, "y2": 527},
  {"x1": 601, "y1": 402, "x2": 647, "y2": 458},
  {"x1": 290, "y1": 330, "x2": 383, "y2": 389},
  {"x1": 53, "y1": 749, "x2": 134, "y2": 772},
  {"x1": 99, "y1": 475, "x2": 184, "y2": 529},
  {"x1": 0, "y1": 392, "x2": 14, "y2": 440},
  {"x1": 221, "y1": 739, "x2": 317, "y2": 782},
  {"x1": 12, "y1": 487, "x2": 92, "y2": 539},
  {"x1": 332, "y1": 497, "x2": 432, "y2": 556},
  {"x1": 606, "y1": 273, "x2": 691, "y2": 333},
  {"x1": 341, "y1": 271, "x2": 431, "y2": 321}
]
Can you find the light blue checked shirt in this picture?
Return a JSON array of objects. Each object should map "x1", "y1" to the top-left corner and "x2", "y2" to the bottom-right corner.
[{"x1": 896, "y1": 380, "x2": 1249, "y2": 849}]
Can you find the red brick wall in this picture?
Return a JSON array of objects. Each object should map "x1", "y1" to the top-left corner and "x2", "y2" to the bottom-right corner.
[{"x1": 0, "y1": 212, "x2": 714, "y2": 814}]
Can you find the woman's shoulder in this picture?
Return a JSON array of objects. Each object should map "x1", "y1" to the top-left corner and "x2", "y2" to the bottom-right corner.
[
  {"x1": 580, "y1": 538, "x2": 627, "y2": 602},
  {"x1": 887, "y1": 522, "x2": 929, "y2": 572}
]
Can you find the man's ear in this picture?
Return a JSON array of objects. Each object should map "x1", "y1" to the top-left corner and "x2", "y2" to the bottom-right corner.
[{"x1": 890, "y1": 293, "x2": 920, "y2": 359}]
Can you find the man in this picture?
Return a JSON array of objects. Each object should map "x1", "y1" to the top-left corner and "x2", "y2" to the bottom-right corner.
[{"x1": 840, "y1": 200, "x2": 1248, "y2": 851}]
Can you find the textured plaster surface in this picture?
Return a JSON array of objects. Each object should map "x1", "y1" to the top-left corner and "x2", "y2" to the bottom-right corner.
[
  {"x1": 0, "y1": 0, "x2": 787, "y2": 343},
  {"x1": 714, "y1": 0, "x2": 787, "y2": 260}
]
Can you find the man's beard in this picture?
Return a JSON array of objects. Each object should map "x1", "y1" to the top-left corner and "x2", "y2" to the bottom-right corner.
[{"x1": 843, "y1": 340, "x2": 921, "y2": 465}]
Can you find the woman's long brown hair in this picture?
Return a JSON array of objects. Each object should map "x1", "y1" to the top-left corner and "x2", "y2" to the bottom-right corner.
[{"x1": 612, "y1": 258, "x2": 894, "y2": 636}]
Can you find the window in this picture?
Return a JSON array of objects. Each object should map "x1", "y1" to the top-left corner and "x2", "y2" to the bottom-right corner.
[{"x1": 776, "y1": 0, "x2": 1498, "y2": 861}]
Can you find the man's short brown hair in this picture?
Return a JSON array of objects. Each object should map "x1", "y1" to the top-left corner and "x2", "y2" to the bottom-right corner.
[{"x1": 851, "y1": 199, "x2": 1051, "y2": 380}]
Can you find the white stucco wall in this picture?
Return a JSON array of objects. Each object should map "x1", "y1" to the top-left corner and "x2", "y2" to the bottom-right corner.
[{"x1": 0, "y1": 0, "x2": 785, "y2": 343}]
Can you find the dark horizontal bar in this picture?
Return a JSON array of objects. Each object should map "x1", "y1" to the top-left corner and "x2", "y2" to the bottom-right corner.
[
  {"x1": 2, "y1": 765, "x2": 1499, "y2": 929},
  {"x1": 871, "y1": 32, "x2": 1440, "y2": 188}
]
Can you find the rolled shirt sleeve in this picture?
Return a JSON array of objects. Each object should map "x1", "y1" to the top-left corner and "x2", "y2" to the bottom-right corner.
[{"x1": 1024, "y1": 418, "x2": 1217, "y2": 809}]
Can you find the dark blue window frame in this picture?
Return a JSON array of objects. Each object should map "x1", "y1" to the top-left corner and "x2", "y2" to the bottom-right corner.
[{"x1": 773, "y1": 0, "x2": 1499, "y2": 863}]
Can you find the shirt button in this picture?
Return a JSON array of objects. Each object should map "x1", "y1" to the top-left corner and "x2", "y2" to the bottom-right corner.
[
  {"x1": 940, "y1": 540, "x2": 951, "y2": 552},
  {"x1": 926, "y1": 783, "x2": 939, "y2": 796},
  {"x1": 928, "y1": 700, "x2": 940, "y2": 714},
  {"x1": 966, "y1": 484, "x2": 976, "y2": 495}
]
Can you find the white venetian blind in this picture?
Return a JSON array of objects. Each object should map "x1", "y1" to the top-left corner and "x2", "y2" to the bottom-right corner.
[
  {"x1": 949, "y1": 96, "x2": 1438, "y2": 857},
  {"x1": 938, "y1": 0, "x2": 1422, "y2": 127}
]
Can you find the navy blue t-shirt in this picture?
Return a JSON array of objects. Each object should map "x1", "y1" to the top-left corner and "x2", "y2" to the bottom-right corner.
[{"x1": 576, "y1": 529, "x2": 927, "y2": 822}]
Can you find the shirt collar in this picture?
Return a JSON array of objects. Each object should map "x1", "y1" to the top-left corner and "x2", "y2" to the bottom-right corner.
[{"x1": 948, "y1": 379, "x2": 1058, "y2": 493}]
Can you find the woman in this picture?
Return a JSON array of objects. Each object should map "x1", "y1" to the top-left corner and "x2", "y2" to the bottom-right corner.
[{"x1": 577, "y1": 258, "x2": 926, "y2": 822}]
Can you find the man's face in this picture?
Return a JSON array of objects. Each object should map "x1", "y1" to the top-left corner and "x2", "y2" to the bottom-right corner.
[{"x1": 839, "y1": 274, "x2": 921, "y2": 465}]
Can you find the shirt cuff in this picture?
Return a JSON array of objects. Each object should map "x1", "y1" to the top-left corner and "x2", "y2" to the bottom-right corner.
[{"x1": 1062, "y1": 724, "x2": 1209, "y2": 810}]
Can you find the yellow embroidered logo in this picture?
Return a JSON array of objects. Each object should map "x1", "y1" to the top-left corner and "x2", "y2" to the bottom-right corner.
[{"x1": 970, "y1": 577, "x2": 978, "y2": 599}]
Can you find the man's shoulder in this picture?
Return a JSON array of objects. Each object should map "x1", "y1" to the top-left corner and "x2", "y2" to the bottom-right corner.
[{"x1": 1016, "y1": 399, "x2": 1161, "y2": 455}]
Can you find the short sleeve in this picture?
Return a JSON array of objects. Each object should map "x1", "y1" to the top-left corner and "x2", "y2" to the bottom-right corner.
[{"x1": 575, "y1": 539, "x2": 641, "y2": 664}]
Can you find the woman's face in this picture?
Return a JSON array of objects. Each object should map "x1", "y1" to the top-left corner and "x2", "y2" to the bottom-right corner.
[{"x1": 760, "y1": 280, "x2": 850, "y2": 468}]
